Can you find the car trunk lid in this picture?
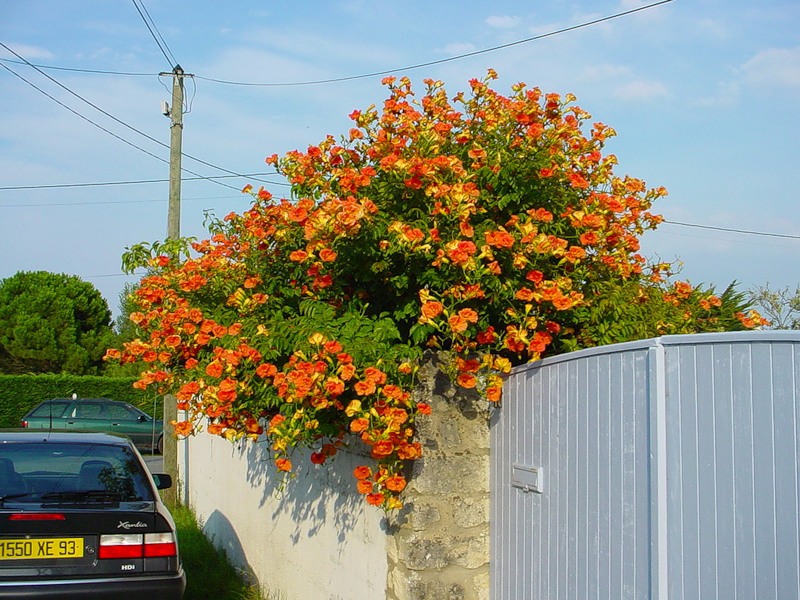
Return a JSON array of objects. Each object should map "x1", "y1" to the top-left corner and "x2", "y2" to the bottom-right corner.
[{"x1": 0, "y1": 505, "x2": 178, "y2": 579}]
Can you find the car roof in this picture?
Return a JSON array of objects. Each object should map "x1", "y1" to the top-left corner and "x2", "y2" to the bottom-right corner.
[
  {"x1": 44, "y1": 397, "x2": 119, "y2": 402},
  {"x1": 0, "y1": 430, "x2": 134, "y2": 446}
]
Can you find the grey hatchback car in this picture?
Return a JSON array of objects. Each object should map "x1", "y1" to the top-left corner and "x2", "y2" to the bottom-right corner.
[{"x1": 0, "y1": 430, "x2": 185, "y2": 599}]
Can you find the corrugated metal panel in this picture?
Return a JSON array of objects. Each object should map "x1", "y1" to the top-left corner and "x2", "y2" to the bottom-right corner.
[
  {"x1": 663, "y1": 337, "x2": 800, "y2": 600},
  {"x1": 492, "y1": 340, "x2": 655, "y2": 599},
  {"x1": 492, "y1": 332, "x2": 800, "y2": 600}
]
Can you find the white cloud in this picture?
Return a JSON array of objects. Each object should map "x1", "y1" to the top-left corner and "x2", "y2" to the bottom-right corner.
[
  {"x1": 613, "y1": 80, "x2": 669, "y2": 101},
  {"x1": 576, "y1": 64, "x2": 668, "y2": 103},
  {"x1": 526, "y1": 20, "x2": 565, "y2": 36},
  {"x1": 235, "y1": 26, "x2": 402, "y2": 67},
  {"x1": 694, "y1": 18, "x2": 729, "y2": 40},
  {"x1": 617, "y1": 0, "x2": 669, "y2": 23},
  {"x1": 694, "y1": 81, "x2": 740, "y2": 108},
  {"x1": 698, "y1": 46, "x2": 800, "y2": 107},
  {"x1": 581, "y1": 63, "x2": 632, "y2": 81},
  {"x1": 4, "y1": 43, "x2": 54, "y2": 60},
  {"x1": 741, "y1": 47, "x2": 800, "y2": 90},
  {"x1": 486, "y1": 15, "x2": 521, "y2": 29},
  {"x1": 441, "y1": 42, "x2": 477, "y2": 56}
]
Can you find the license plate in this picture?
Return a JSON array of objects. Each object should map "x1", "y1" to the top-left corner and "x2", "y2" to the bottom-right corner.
[{"x1": 0, "y1": 538, "x2": 84, "y2": 560}]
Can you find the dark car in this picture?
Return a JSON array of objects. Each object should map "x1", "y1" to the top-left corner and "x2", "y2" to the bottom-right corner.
[
  {"x1": 0, "y1": 430, "x2": 185, "y2": 599},
  {"x1": 21, "y1": 398, "x2": 163, "y2": 454}
]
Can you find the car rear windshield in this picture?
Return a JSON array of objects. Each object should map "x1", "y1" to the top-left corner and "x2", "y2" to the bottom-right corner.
[
  {"x1": 0, "y1": 442, "x2": 155, "y2": 503},
  {"x1": 28, "y1": 401, "x2": 71, "y2": 419}
]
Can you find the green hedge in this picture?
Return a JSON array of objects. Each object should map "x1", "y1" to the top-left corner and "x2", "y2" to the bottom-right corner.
[{"x1": 0, "y1": 374, "x2": 164, "y2": 428}]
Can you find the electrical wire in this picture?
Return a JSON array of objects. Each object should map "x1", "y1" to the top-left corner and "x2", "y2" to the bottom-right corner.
[
  {"x1": 0, "y1": 173, "x2": 795, "y2": 243},
  {"x1": 1, "y1": 0, "x2": 673, "y2": 88},
  {"x1": 0, "y1": 60, "x2": 170, "y2": 166},
  {"x1": 131, "y1": 0, "x2": 176, "y2": 68},
  {"x1": 0, "y1": 43, "x2": 275, "y2": 186},
  {"x1": 0, "y1": 58, "x2": 152, "y2": 76},
  {"x1": 0, "y1": 43, "x2": 170, "y2": 149},
  {"x1": 0, "y1": 0, "x2": 674, "y2": 187},
  {"x1": 661, "y1": 220, "x2": 800, "y2": 240},
  {"x1": 0, "y1": 173, "x2": 286, "y2": 192},
  {"x1": 0, "y1": 58, "x2": 246, "y2": 191},
  {"x1": 0, "y1": 194, "x2": 243, "y2": 208},
  {"x1": 138, "y1": 0, "x2": 178, "y2": 66},
  {"x1": 196, "y1": 0, "x2": 674, "y2": 87},
  {"x1": 4, "y1": 0, "x2": 793, "y2": 243},
  {"x1": 184, "y1": 75, "x2": 197, "y2": 114}
]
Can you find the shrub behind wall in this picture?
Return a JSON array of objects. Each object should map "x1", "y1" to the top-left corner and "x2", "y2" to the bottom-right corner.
[{"x1": 0, "y1": 374, "x2": 162, "y2": 428}]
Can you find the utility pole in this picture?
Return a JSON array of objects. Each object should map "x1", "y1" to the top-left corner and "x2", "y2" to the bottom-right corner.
[
  {"x1": 165, "y1": 64, "x2": 185, "y2": 240},
  {"x1": 160, "y1": 64, "x2": 190, "y2": 506}
]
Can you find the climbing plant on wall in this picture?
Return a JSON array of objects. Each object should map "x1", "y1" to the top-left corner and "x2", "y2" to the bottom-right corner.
[{"x1": 107, "y1": 72, "x2": 764, "y2": 509}]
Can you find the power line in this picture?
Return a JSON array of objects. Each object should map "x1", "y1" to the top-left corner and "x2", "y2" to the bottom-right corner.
[
  {"x1": 196, "y1": 0, "x2": 674, "y2": 87},
  {"x1": 662, "y1": 220, "x2": 800, "y2": 240},
  {"x1": 0, "y1": 57, "x2": 237, "y2": 191},
  {"x1": 131, "y1": 0, "x2": 177, "y2": 68},
  {"x1": 1, "y1": 181, "x2": 796, "y2": 243},
  {"x1": 651, "y1": 229, "x2": 799, "y2": 252},
  {"x1": 0, "y1": 58, "x2": 152, "y2": 76},
  {"x1": 0, "y1": 193, "x2": 242, "y2": 208},
  {"x1": 0, "y1": 60, "x2": 170, "y2": 166},
  {"x1": 1, "y1": 43, "x2": 166, "y2": 146},
  {"x1": 1, "y1": 43, "x2": 275, "y2": 188},
  {"x1": 2, "y1": 1, "x2": 673, "y2": 88},
  {"x1": 0, "y1": 173, "x2": 285, "y2": 192}
]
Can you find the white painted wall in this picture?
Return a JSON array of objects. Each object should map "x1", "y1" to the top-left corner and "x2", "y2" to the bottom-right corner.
[{"x1": 178, "y1": 432, "x2": 388, "y2": 600}]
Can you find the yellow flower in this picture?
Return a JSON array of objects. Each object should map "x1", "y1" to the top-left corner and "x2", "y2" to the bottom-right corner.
[
  {"x1": 493, "y1": 357, "x2": 512, "y2": 373},
  {"x1": 345, "y1": 400, "x2": 362, "y2": 417},
  {"x1": 308, "y1": 332, "x2": 326, "y2": 346}
]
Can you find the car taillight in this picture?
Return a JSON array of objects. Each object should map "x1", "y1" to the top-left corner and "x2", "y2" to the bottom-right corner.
[
  {"x1": 20, "y1": 420, "x2": 28, "y2": 428},
  {"x1": 98, "y1": 533, "x2": 177, "y2": 559},
  {"x1": 144, "y1": 532, "x2": 178, "y2": 557},
  {"x1": 9, "y1": 513, "x2": 65, "y2": 521},
  {"x1": 99, "y1": 534, "x2": 143, "y2": 559}
]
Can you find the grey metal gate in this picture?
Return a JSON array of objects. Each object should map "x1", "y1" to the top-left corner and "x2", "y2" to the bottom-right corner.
[{"x1": 491, "y1": 331, "x2": 800, "y2": 599}]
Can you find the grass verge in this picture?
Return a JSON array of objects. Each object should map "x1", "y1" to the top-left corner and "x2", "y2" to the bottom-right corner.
[{"x1": 171, "y1": 503, "x2": 266, "y2": 600}]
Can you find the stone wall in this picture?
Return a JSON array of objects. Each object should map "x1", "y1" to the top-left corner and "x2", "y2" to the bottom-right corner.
[{"x1": 386, "y1": 358, "x2": 492, "y2": 600}]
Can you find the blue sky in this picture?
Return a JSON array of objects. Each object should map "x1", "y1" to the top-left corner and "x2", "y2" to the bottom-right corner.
[{"x1": 1, "y1": 0, "x2": 798, "y2": 317}]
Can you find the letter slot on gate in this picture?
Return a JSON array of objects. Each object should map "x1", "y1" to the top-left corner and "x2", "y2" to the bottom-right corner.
[{"x1": 511, "y1": 464, "x2": 544, "y2": 494}]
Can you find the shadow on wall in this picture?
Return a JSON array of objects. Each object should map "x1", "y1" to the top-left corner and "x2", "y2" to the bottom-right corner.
[
  {"x1": 204, "y1": 509, "x2": 257, "y2": 585},
  {"x1": 239, "y1": 438, "x2": 377, "y2": 546}
]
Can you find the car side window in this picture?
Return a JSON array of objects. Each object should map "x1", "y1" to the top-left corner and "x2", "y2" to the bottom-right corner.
[
  {"x1": 107, "y1": 403, "x2": 139, "y2": 421},
  {"x1": 73, "y1": 402, "x2": 105, "y2": 419},
  {"x1": 30, "y1": 401, "x2": 70, "y2": 418}
]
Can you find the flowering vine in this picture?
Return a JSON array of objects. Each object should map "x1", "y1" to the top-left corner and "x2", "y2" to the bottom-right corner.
[{"x1": 108, "y1": 72, "x2": 764, "y2": 510}]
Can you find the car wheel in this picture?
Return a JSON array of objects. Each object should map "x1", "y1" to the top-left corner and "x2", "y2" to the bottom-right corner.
[{"x1": 157, "y1": 435, "x2": 164, "y2": 454}]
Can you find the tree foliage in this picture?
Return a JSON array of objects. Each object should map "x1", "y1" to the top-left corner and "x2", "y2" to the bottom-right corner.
[
  {"x1": 108, "y1": 73, "x2": 764, "y2": 509},
  {"x1": 103, "y1": 283, "x2": 149, "y2": 378},
  {"x1": 747, "y1": 283, "x2": 800, "y2": 329},
  {"x1": 0, "y1": 271, "x2": 115, "y2": 375}
]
